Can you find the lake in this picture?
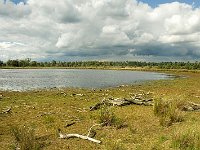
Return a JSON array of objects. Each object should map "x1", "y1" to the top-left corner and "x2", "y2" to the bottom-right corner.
[{"x1": 0, "y1": 69, "x2": 172, "y2": 91}]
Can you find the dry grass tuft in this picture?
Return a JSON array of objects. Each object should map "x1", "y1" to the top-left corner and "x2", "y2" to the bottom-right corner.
[
  {"x1": 154, "y1": 98, "x2": 184, "y2": 126},
  {"x1": 11, "y1": 125, "x2": 41, "y2": 150},
  {"x1": 172, "y1": 125, "x2": 200, "y2": 150},
  {"x1": 98, "y1": 105, "x2": 125, "y2": 129}
]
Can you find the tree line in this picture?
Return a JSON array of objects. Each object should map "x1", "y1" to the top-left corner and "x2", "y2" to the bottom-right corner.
[{"x1": 0, "y1": 58, "x2": 200, "y2": 70}]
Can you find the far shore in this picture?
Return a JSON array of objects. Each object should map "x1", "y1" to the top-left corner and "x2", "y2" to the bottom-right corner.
[{"x1": 1, "y1": 66, "x2": 200, "y2": 74}]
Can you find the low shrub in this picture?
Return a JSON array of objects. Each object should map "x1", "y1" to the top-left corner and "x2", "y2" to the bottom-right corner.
[
  {"x1": 154, "y1": 99, "x2": 184, "y2": 126},
  {"x1": 11, "y1": 125, "x2": 41, "y2": 150},
  {"x1": 98, "y1": 105, "x2": 125, "y2": 129},
  {"x1": 172, "y1": 126, "x2": 200, "y2": 150}
]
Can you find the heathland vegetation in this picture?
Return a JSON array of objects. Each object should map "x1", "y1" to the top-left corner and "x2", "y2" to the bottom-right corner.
[
  {"x1": 1, "y1": 58, "x2": 200, "y2": 70},
  {"x1": 1, "y1": 69, "x2": 200, "y2": 149}
]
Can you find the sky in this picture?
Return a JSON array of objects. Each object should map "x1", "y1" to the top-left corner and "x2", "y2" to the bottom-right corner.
[
  {"x1": 0, "y1": 0, "x2": 200, "y2": 62},
  {"x1": 140, "y1": 0, "x2": 200, "y2": 7}
]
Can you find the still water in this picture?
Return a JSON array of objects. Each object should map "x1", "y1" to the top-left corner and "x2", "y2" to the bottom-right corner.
[{"x1": 0, "y1": 69, "x2": 171, "y2": 91}]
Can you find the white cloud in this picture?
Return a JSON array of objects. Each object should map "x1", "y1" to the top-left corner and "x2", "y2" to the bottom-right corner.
[
  {"x1": 0, "y1": 0, "x2": 200, "y2": 61},
  {"x1": 0, "y1": 0, "x2": 31, "y2": 18}
]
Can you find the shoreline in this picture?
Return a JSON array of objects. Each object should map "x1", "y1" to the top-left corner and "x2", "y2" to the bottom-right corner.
[
  {"x1": 0, "y1": 71, "x2": 200, "y2": 149},
  {"x1": 1, "y1": 66, "x2": 200, "y2": 73}
]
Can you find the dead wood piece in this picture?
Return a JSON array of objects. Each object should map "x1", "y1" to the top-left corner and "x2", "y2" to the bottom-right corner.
[
  {"x1": 142, "y1": 98, "x2": 153, "y2": 102},
  {"x1": 87, "y1": 123, "x2": 103, "y2": 137},
  {"x1": 59, "y1": 123, "x2": 103, "y2": 143},
  {"x1": 182, "y1": 102, "x2": 200, "y2": 111},
  {"x1": 72, "y1": 93, "x2": 84, "y2": 96},
  {"x1": 128, "y1": 98, "x2": 153, "y2": 106},
  {"x1": 90, "y1": 102, "x2": 104, "y2": 111},
  {"x1": 59, "y1": 133, "x2": 101, "y2": 144},
  {"x1": 190, "y1": 102, "x2": 200, "y2": 110},
  {"x1": 143, "y1": 101, "x2": 154, "y2": 106},
  {"x1": 1, "y1": 107, "x2": 11, "y2": 114},
  {"x1": 64, "y1": 122, "x2": 76, "y2": 128},
  {"x1": 108, "y1": 98, "x2": 132, "y2": 106},
  {"x1": 90, "y1": 97, "x2": 154, "y2": 111},
  {"x1": 60, "y1": 92, "x2": 67, "y2": 96},
  {"x1": 129, "y1": 99, "x2": 143, "y2": 105},
  {"x1": 58, "y1": 128, "x2": 101, "y2": 144}
]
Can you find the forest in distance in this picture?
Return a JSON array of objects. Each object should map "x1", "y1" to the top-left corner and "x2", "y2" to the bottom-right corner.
[{"x1": 1, "y1": 58, "x2": 200, "y2": 70}]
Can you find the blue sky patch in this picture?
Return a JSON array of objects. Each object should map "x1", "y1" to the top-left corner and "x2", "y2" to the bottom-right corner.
[{"x1": 138, "y1": 0, "x2": 200, "y2": 7}]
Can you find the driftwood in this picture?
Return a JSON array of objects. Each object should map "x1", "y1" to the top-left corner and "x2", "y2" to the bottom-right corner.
[
  {"x1": 1, "y1": 107, "x2": 11, "y2": 114},
  {"x1": 60, "y1": 92, "x2": 67, "y2": 96},
  {"x1": 58, "y1": 123, "x2": 102, "y2": 144},
  {"x1": 64, "y1": 122, "x2": 76, "y2": 128},
  {"x1": 59, "y1": 133, "x2": 101, "y2": 144},
  {"x1": 90, "y1": 96, "x2": 153, "y2": 111},
  {"x1": 87, "y1": 123, "x2": 103, "y2": 137},
  {"x1": 182, "y1": 102, "x2": 200, "y2": 111},
  {"x1": 72, "y1": 93, "x2": 84, "y2": 96}
]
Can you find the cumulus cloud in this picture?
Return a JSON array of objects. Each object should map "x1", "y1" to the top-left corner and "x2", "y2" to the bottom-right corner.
[
  {"x1": 0, "y1": 0, "x2": 200, "y2": 61},
  {"x1": 0, "y1": 0, "x2": 31, "y2": 18}
]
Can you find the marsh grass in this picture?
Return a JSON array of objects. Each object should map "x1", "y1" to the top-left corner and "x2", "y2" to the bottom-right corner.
[
  {"x1": 172, "y1": 126, "x2": 200, "y2": 150},
  {"x1": 11, "y1": 125, "x2": 41, "y2": 150},
  {"x1": 154, "y1": 98, "x2": 184, "y2": 126}
]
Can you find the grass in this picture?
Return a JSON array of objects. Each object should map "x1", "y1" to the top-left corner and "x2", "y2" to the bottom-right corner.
[
  {"x1": 0, "y1": 71, "x2": 200, "y2": 149},
  {"x1": 106, "y1": 140, "x2": 127, "y2": 150}
]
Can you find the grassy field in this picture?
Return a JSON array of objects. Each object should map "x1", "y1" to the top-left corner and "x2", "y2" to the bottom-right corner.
[{"x1": 0, "y1": 70, "x2": 200, "y2": 150}]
